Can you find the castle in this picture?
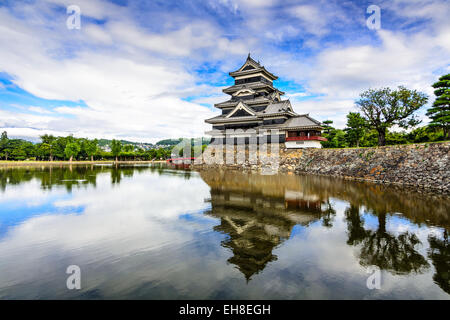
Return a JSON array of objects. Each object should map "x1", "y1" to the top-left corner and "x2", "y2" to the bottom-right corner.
[{"x1": 205, "y1": 54, "x2": 326, "y2": 148}]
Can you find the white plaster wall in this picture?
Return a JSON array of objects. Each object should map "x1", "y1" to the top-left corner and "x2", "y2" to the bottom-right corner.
[{"x1": 285, "y1": 140, "x2": 322, "y2": 149}]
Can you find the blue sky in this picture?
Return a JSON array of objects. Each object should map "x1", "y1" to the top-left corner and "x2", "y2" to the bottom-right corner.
[{"x1": 0, "y1": 0, "x2": 449, "y2": 142}]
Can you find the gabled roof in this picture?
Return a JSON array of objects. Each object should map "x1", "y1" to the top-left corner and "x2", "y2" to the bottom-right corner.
[
  {"x1": 284, "y1": 115, "x2": 322, "y2": 127},
  {"x1": 257, "y1": 100, "x2": 294, "y2": 116},
  {"x1": 206, "y1": 100, "x2": 300, "y2": 124},
  {"x1": 223, "y1": 82, "x2": 282, "y2": 95},
  {"x1": 226, "y1": 101, "x2": 256, "y2": 118},
  {"x1": 262, "y1": 114, "x2": 323, "y2": 130},
  {"x1": 205, "y1": 114, "x2": 260, "y2": 124},
  {"x1": 229, "y1": 55, "x2": 278, "y2": 80},
  {"x1": 214, "y1": 96, "x2": 272, "y2": 108},
  {"x1": 232, "y1": 88, "x2": 256, "y2": 97},
  {"x1": 230, "y1": 54, "x2": 262, "y2": 73}
]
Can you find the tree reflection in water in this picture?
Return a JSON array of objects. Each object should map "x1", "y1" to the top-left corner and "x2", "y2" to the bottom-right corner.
[
  {"x1": 0, "y1": 165, "x2": 448, "y2": 295},
  {"x1": 345, "y1": 206, "x2": 429, "y2": 275},
  {"x1": 0, "y1": 163, "x2": 181, "y2": 191},
  {"x1": 428, "y1": 230, "x2": 450, "y2": 294},
  {"x1": 199, "y1": 169, "x2": 449, "y2": 293}
]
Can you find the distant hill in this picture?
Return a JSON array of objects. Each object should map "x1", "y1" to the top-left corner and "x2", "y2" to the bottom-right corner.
[
  {"x1": 97, "y1": 137, "x2": 210, "y2": 150},
  {"x1": 155, "y1": 138, "x2": 183, "y2": 146},
  {"x1": 97, "y1": 139, "x2": 155, "y2": 151},
  {"x1": 97, "y1": 139, "x2": 153, "y2": 147},
  {"x1": 156, "y1": 137, "x2": 211, "y2": 146}
]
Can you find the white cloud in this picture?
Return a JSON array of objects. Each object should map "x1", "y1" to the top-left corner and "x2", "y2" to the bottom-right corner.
[
  {"x1": 281, "y1": 26, "x2": 450, "y2": 127},
  {"x1": 0, "y1": 171, "x2": 214, "y2": 297},
  {"x1": 290, "y1": 5, "x2": 328, "y2": 36},
  {"x1": 0, "y1": 2, "x2": 218, "y2": 142},
  {"x1": 28, "y1": 106, "x2": 54, "y2": 114},
  {"x1": 0, "y1": 0, "x2": 449, "y2": 136}
]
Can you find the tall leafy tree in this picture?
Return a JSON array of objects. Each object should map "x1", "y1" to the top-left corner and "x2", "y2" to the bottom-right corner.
[
  {"x1": 110, "y1": 139, "x2": 122, "y2": 163},
  {"x1": 37, "y1": 143, "x2": 51, "y2": 160},
  {"x1": 0, "y1": 131, "x2": 9, "y2": 160},
  {"x1": 344, "y1": 112, "x2": 367, "y2": 147},
  {"x1": 64, "y1": 142, "x2": 81, "y2": 162},
  {"x1": 123, "y1": 144, "x2": 134, "y2": 152},
  {"x1": 334, "y1": 130, "x2": 348, "y2": 148},
  {"x1": 85, "y1": 139, "x2": 98, "y2": 162},
  {"x1": 40, "y1": 134, "x2": 57, "y2": 161},
  {"x1": 356, "y1": 86, "x2": 428, "y2": 146},
  {"x1": 2, "y1": 139, "x2": 35, "y2": 160},
  {"x1": 426, "y1": 74, "x2": 450, "y2": 140}
]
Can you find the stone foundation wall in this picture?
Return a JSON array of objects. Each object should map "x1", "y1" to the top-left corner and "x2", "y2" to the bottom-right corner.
[{"x1": 193, "y1": 142, "x2": 450, "y2": 193}]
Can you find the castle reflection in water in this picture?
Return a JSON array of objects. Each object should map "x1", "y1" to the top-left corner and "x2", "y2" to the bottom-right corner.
[
  {"x1": 0, "y1": 164, "x2": 448, "y2": 295},
  {"x1": 199, "y1": 169, "x2": 449, "y2": 291},
  {"x1": 201, "y1": 174, "x2": 333, "y2": 281}
]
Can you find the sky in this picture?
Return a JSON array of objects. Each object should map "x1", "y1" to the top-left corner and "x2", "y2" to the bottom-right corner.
[{"x1": 0, "y1": 0, "x2": 449, "y2": 143}]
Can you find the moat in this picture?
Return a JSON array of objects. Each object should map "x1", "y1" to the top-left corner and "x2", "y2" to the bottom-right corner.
[{"x1": 0, "y1": 164, "x2": 448, "y2": 299}]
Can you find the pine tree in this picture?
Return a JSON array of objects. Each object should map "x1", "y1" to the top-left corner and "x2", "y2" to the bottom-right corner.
[
  {"x1": 427, "y1": 74, "x2": 450, "y2": 140},
  {"x1": 344, "y1": 112, "x2": 367, "y2": 147},
  {"x1": 322, "y1": 120, "x2": 334, "y2": 134}
]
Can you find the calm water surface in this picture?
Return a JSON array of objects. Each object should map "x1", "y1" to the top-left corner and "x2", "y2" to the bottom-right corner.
[{"x1": 0, "y1": 164, "x2": 449, "y2": 299}]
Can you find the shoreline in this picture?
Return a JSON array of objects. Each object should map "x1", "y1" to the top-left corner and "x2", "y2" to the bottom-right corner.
[
  {"x1": 191, "y1": 164, "x2": 450, "y2": 195},
  {"x1": 192, "y1": 141, "x2": 450, "y2": 195},
  {"x1": 0, "y1": 160, "x2": 167, "y2": 167}
]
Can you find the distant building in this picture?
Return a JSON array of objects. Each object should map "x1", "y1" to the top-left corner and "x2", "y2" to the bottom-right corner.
[{"x1": 205, "y1": 54, "x2": 326, "y2": 148}]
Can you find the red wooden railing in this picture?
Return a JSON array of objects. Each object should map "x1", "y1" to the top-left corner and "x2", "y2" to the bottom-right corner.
[
  {"x1": 285, "y1": 136, "x2": 327, "y2": 142},
  {"x1": 166, "y1": 157, "x2": 196, "y2": 163}
]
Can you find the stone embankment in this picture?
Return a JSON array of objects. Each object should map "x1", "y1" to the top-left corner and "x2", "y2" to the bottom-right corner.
[{"x1": 193, "y1": 142, "x2": 450, "y2": 193}]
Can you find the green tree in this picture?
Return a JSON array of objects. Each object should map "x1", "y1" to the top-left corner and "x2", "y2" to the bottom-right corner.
[
  {"x1": 0, "y1": 131, "x2": 9, "y2": 160},
  {"x1": 331, "y1": 129, "x2": 347, "y2": 148},
  {"x1": 359, "y1": 129, "x2": 378, "y2": 147},
  {"x1": 85, "y1": 139, "x2": 98, "y2": 162},
  {"x1": 123, "y1": 144, "x2": 134, "y2": 152},
  {"x1": 322, "y1": 120, "x2": 334, "y2": 134},
  {"x1": 111, "y1": 139, "x2": 122, "y2": 163},
  {"x1": 64, "y1": 142, "x2": 81, "y2": 162},
  {"x1": 427, "y1": 74, "x2": 450, "y2": 140},
  {"x1": 344, "y1": 112, "x2": 366, "y2": 147},
  {"x1": 54, "y1": 136, "x2": 69, "y2": 160},
  {"x1": 36, "y1": 143, "x2": 51, "y2": 160},
  {"x1": 1, "y1": 139, "x2": 35, "y2": 161},
  {"x1": 356, "y1": 86, "x2": 428, "y2": 146},
  {"x1": 386, "y1": 131, "x2": 408, "y2": 145},
  {"x1": 10, "y1": 148, "x2": 27, "y2": 161},
  {"x1": 321, "y1": 121, "x2": 337, "y2": 148},
  {"x1": 407, "y1": 125, "x2": 444, "y2": 143},
  {"x1": 40, "y1": 134, "x2": 57, "y2": 161},
  {"x1": 77, "y1": 138, "x2": 88, "y2": 160}
]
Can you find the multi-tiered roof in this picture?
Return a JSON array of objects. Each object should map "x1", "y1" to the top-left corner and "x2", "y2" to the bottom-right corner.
[{"x1": 205, "y1": 54, "x2": 322, "y2": 132}]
